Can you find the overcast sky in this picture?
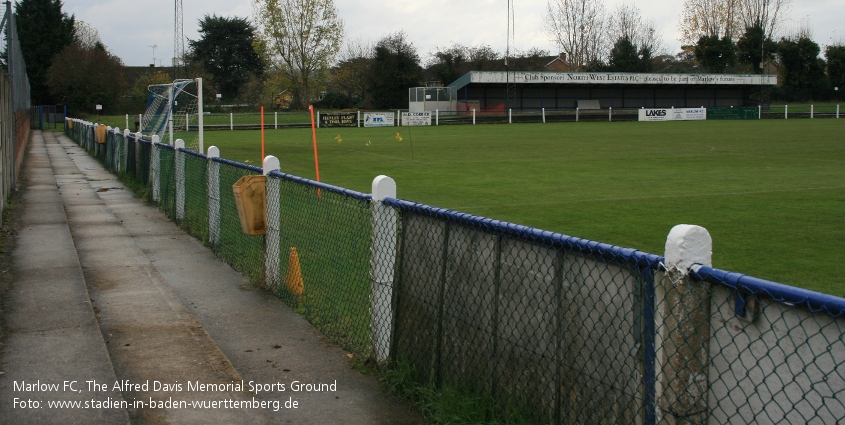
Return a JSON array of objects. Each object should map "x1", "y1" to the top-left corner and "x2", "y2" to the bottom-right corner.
[{"x1": 59, "y1": 0, "x2": 843, "y2": 67}]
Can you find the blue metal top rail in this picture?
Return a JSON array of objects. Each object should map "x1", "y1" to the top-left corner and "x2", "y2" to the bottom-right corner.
[
  {"x1": 383, "y1": 197, "x2": 664, "y2": 270},
  {"x1": 268, "y1": 171, "x2": 372, "y2": 202},
  {"x1": 692, "y1": 266, "x2": 845, "y2": 317},
  {"x1": 211, "y1": 156, "x2": 263, "y2": 174}
]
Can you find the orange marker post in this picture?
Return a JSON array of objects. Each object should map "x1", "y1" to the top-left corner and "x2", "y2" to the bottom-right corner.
[{"x1": 309, "y1": 105, "x2": 321, "y2": 196}]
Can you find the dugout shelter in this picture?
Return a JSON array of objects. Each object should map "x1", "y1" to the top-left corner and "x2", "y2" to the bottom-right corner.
[{"x1": 437, "y1": 71, "x2": 777, "y2": 113}]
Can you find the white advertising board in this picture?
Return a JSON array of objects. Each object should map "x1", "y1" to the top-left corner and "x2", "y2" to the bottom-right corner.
[
  {"x1": 638, "y1": 108, "x2": 707, "y2": 122},
  {"x1": 364, "y1": 112, "x2": 395, "y2": 127},
  {"x1": 401, "y1": 112, "x2": 432, "y2": 126}
]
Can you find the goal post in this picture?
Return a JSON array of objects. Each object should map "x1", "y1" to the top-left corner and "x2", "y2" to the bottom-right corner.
[{"x1": 142, "y1": 78, "x2": 204, "y2": 153}]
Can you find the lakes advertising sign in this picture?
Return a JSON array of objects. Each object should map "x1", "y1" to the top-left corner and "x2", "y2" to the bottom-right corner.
[
  {"x1": 401, "y1": 112, "x2": 431, "y2": 126},
  {"x1": 638, "y1": 108, "x2": 707, "y2": 122},
  {"x1": 364, "y1": 112, "x2": 395, "y2": 127}
]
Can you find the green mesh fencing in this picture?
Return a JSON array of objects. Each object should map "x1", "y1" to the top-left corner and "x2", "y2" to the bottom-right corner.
[
  {"x1": 157, "y1": 145, "x2": 176, "y2": 220},
  {"x1": 211, "y1": 159, "x2": 265, "y2": 283},
  {"x1": 266, "y1": 172, "x2": 373, "y2": 355},
  {"x1": 382, "y1": 199, "x2": 659, "y2": 424},
  {"x1": 181, "y1": 150, "x2": 209, "y2": 242},
  {"x1": 62, "y1": 118, "x2": 845, "y2": 425},
  {"x1": 672, "y1": 268, "x2": 845, "y2": 424}
]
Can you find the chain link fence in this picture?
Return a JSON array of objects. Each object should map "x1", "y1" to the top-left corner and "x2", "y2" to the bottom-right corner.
[{"x1": 65, "y1": 118, "x2": 845, "y2": 424}]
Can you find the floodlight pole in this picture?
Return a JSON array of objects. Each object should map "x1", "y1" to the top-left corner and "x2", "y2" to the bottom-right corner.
[
  {"x1": 168, "y1": 83, "x2": 175, "y2": 144},
  {"x1": 197, "y1": 78, "x2": 204, "y2": 153}
]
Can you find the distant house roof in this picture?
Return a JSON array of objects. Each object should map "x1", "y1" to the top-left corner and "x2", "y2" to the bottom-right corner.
[{"x1": 543, "y1": 53, "x2": 571, "y2": 72}]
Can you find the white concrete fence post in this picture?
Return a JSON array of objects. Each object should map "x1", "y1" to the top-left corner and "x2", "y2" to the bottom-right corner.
[
  {"x1": 121, "y1": 129, "x2": 130, "y2": 173},
  {"x1": 263, "y1": 155, "x2": 282, "y2": 289},
  {"x1": 472, "y1": 109, "x2": 476, "y2": 125},
  {"x1": 576, "y1": 107, "x2": 580, "y2": 122},
  {"x1": 230, "y1": 112, "x2": 234, "y2": 130},
  {"x1": 609, "y1": 106, "x2": 613, "y2": 122},
  {"x1": 371, "y1": 175, "x2": 397, "y2": 362},
  {"x1": 207, "y1": 146, "x2": 221, "y2": 246},
  {"x1": 655, "y1": 224, "x2": 713, "y2": 424},
  {"x1": 151, "y1": 135, "x2": 161, "y2": 202},
  {"x1": 175, "y1": 139, "x2": 186, "y2": 220},
  {"x1": 508, "y1": 108, "x2": 512, "y2": 124},
  {"x1": 435, "y1": 109, "x2": 439, "y2": 126},
  {"x1": 785, "y1": 104, "x2": 788, "y2": 119},
  {"x1": 134, "y1": 132, "x2": 143, "y2": 178},
  {"x1": 542, "y1": 107, "x2": 546, "y2": 123},
  {"x1": 275, "y1": 112, "x2": 278, "y2": 129},
  {"x1": 111, "y1": 127, "x2": 120, "y2": 169},
  {"x1": 811, "y1": 104, "x2": 814, "y2": 119}
]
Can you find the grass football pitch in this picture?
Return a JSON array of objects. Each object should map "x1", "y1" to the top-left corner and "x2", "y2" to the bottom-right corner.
[{"x1": 195, "y1": 119, "x2": 843, "y2": 296}]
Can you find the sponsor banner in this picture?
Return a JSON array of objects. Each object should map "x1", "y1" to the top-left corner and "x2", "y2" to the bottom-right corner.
[
  {"x1": 364, "y1": 112, "x2": 395, "y2": 127},
  {"x1": 320, "y1": 112, "x2": 357, "y2": 127},
  {"x1": 401, "y1": 112, "x2": 431, "y2": 126},
  {"x1": 638, "y1": 108, "x2": 707, "y2": 122}
]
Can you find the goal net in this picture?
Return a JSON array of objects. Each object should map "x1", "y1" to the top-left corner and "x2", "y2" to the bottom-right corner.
[{"x1": 142, "y1": 78, "x2": 204, "y2": 152}]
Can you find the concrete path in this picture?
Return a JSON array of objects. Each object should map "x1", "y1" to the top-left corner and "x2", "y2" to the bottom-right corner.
[{"x1": 0, "y1": 131, "x2": 420, "y2": 424}]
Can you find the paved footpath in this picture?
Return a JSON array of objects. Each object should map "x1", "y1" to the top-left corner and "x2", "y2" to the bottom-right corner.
[{"x1": 0, "y1": 131, "x2": 420, "y2": 424}]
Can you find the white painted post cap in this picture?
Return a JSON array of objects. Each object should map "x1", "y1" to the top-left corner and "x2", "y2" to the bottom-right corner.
[
  {"x1": 372, "y1": 175, "x2": 396, "y2": 201},
  {"x1": 665, "y1": 224, "x2": 712, "y2": 271}
]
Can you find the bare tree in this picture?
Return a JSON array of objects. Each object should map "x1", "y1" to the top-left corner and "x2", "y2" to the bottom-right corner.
[
  {"x1": 544, "y1": 0, "x2": 608, "y2": 71},
  {"x1": 74, "y1": 20, "x2": 101, "y2": 50},
  {"x1": 736, "y1": 0, "x2": 791, "y2": 39},
  {"x1": 253, "y1": 0, "x2": 344, "y2": 109},
  {"x1": 610, "y1": 3, "x2": 666, "y2": 56},
  {"x1": 678, "y1": 0, "x2": 741, "y2": 44}
]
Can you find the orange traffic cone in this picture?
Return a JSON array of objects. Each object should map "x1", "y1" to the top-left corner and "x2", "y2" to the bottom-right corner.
[{"x1": 286, "y1": 247, "x2": 304, "y2": 296}]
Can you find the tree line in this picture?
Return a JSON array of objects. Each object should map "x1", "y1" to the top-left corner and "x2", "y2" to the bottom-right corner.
[{"x1": 9, "y1": 0, "x2": 844, "y2": 115}]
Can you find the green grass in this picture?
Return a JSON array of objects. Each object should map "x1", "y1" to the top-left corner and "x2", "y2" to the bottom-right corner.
[
  {"x1": 197, "y1": 119, "x2": 845, "y2": 296},
  {"x1": 381, "y1": 359, "x2": 533, "y2": 425}
]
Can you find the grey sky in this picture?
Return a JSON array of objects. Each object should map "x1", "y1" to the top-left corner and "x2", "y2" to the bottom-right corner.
[{"x1": 59, "y1": 0, "x2": 842, "y2": 67}]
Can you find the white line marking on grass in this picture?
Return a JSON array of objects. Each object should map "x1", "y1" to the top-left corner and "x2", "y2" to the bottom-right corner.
[{"x1": 454, "y1": 186, "x2": 845, "y2": 210}]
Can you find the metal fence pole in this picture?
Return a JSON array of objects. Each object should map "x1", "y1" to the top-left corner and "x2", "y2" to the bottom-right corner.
[
  {"x1": 275, "y1": 111, "x2": 278, "y2": 129},
  {"x1": 472, "y1": 109, "x2": 476, "y2": 125},
  {"x1": 264, "y1": 155, "x2": 281, "y2": 289},
  {"x1": 207, "y1": 146, "x2": 221, "y2": 246},
  {"x1": 655, "y1": 224, "x2": 713, "y2": 424},
  {"x1": 175, "y1": 139, "x2": 186, "y2": 220},
  {"x1": 230, "y1": 112, "x2": 233, "y2": 130},
  {"x1": 609, "y1": 106, "x2": 612, "y2": 122},
  {"x1": 371, "y1": 175, "x2": 397, "y2": 362},
  {"x1": 811, "y1": 104, "x2": 814, "y2": 119}
]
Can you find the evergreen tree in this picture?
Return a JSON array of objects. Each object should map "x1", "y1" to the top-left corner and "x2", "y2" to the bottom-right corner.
[
  {"x1": 188, "y1": 15, "x2": 264, "y2": 100},
  {"x1": 14, "y1": 0, "x2": 75, "y2": 104},
  {"x1": 367, "y1": 32, "x2": 422, "y2": 109},
  {"x1": 694, "y1": 35, "x2": 736, "y2": 73},
  {"x1": 736, "y1": 25, "x2": 776, "y2": 73}
]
